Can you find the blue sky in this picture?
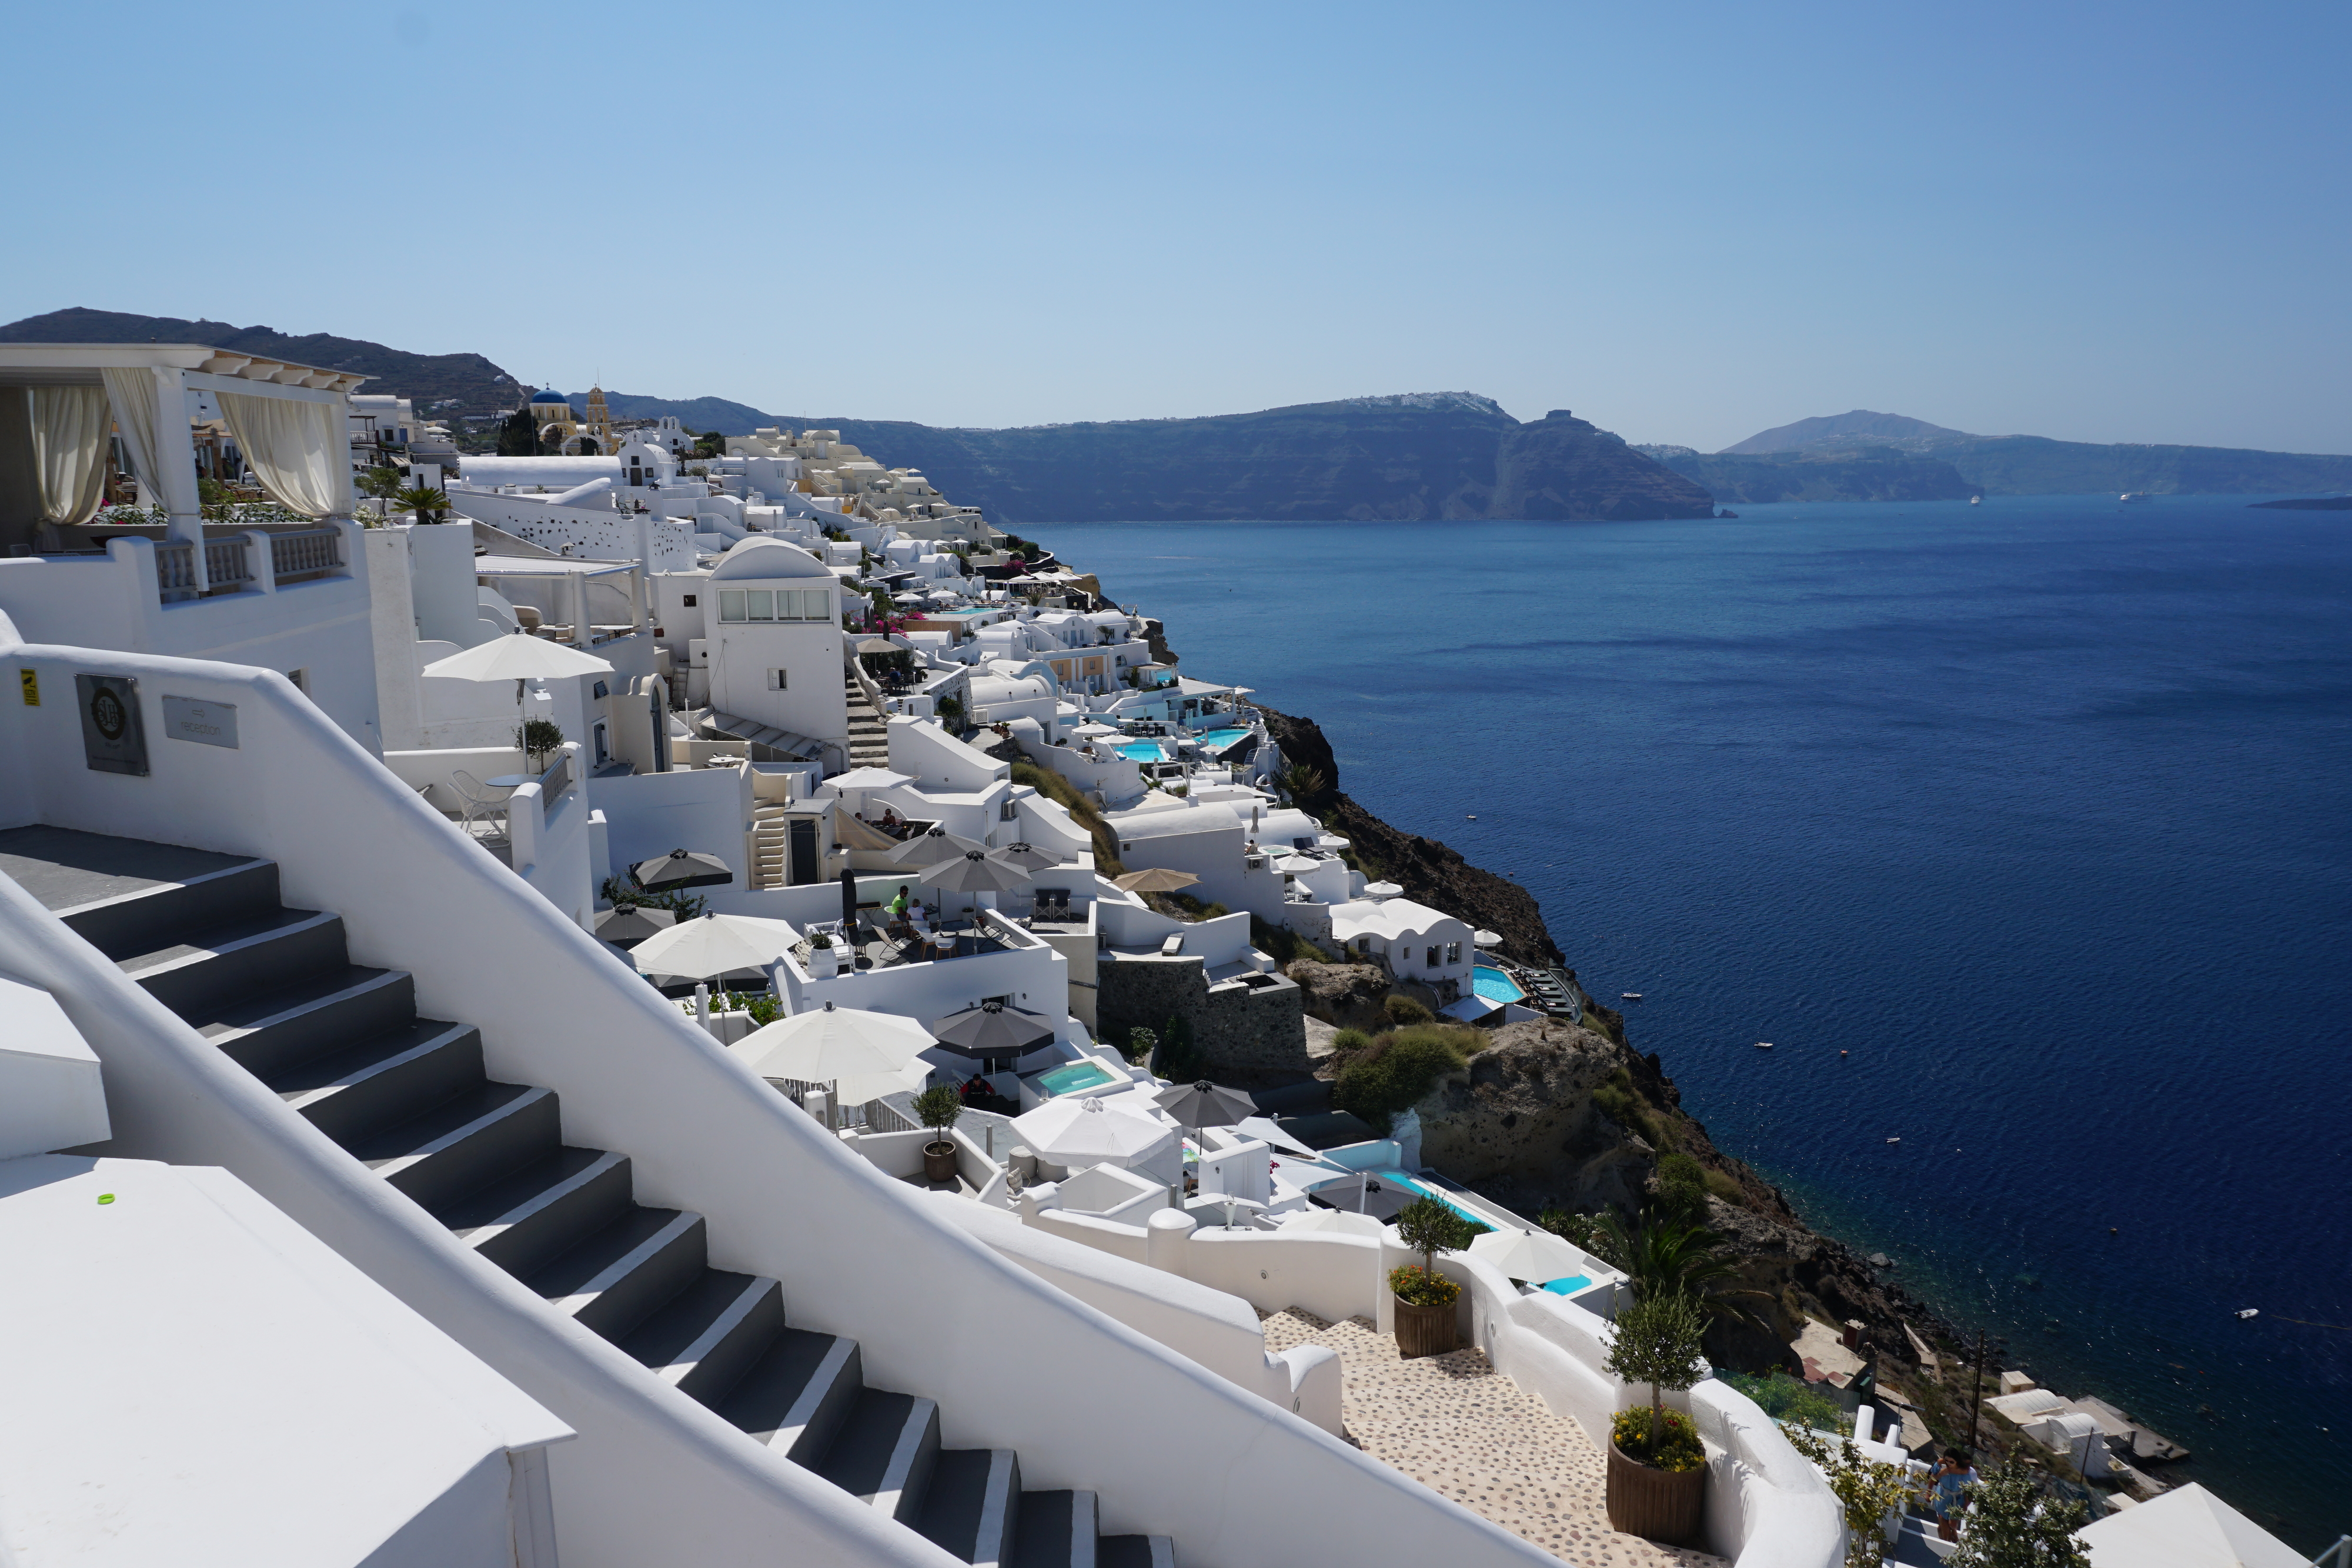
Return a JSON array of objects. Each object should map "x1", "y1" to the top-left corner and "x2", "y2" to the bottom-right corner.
[{"x1": 8, "y1": 1, "x2": 2346, "y2": 452}]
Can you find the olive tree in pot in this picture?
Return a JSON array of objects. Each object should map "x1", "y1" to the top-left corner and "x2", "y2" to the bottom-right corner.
[
  {"x1": 1602, "y1": 1289, "x2": 1710, "y2": 1546},
  {"x1": 914, "y1": 1085, "x2": 964, "y2": 1185},
  {"x1": 1389, "y1": 1195, "x2": 1475, "y2": 1358}
]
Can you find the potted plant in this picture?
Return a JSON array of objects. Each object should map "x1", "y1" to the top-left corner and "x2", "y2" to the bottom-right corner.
[
  {"x1": 808, "y1": 930, "x2": 837, "y2": 978},
  {"x1": 914, "y1": 1085, "x2": 964, "y2": 1185},
  {"x1": 1389, "y1": 1195, "x2": 1474, "y2": 1358},
  {"x1": 1601, "y1": 1290, "x2": 1710, "y2": 1545}
]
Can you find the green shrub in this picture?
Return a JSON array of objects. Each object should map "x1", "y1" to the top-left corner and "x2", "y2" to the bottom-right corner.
[
  {"x1": 1331, "y1": 1026, "x2": 1476, "y2": 1128},
  {"x1": 912, "y1": 1085, "x2": 964, "y2": 1134},
  {"x1": 1387, "y1": 1263, "x2": 1459, "y2": 1307},
  {"x1": 1011, "y1": 760, "x2": 1122, "y2": 875},
  {"x1": 1251, "y1": 917, "x2": 1327, "y2": 967},
  {"x1": 1329, "y1": 1027, "x2": 1371, "y2": 1054},
  {"x1": 1383, "y1": 993, "x2": 1433, "y2": 1027},
  {"x1": 1609, "y1": 1406, "x2": 1705, "y2": 1473},
  {"x1": 1154, "y1": 1014, "x2": 1200, "y2": 1080},
  {"x1": 1722, "y1": 1369, "x2": 1846, "y2": 1435},
  {"x1": 1593, "y1": 1067, "x2": 1664, "y2": 1145},
  {"x1": 1122, "y1": 1025, "x2": 1158, "y2": 1065},
  {"x1": 1656, "y1": 1151, "x2": 1710, "y2": 1219}
]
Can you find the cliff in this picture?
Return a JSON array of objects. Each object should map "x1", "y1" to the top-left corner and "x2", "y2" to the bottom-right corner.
[{"x1": 1645, "y1": 446, "x2": 1981, "y2": 504}]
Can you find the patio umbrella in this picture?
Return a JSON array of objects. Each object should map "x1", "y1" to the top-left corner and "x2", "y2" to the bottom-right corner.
[
  {"x1": 1207, "y1": 1194, "x2": 1268, "y2": 1230},
  {"x1": 990, "y1": 841, "x2": 1060, "y2": 872},
  {"x1": 1157, "y1": 1079, "x2": 1256, "y2": 1131},
  {"x1": 629, "y1": 912, "x2": 799, "y2": 984},
  {"x1": 919, "y1": 849, "x2": 1031, "y2": 895},
  {"x1": 887, "y1": 827, "x2": 986, "y2": 867},
  {"x1": 928, "y1": 998, "x2": 1057, "y2": 1064},
  {"x1": 632, "y1": 848, "x2": 735, "y2": 891},
  {"x1": 1113, "y1": 867, "x2": 1200, "y2": 894},
  {"x1": 827, "y1": 765, "x2": 914, "y2": 793},
  {"x1": 1280, "y1": 1207, "x2": 1389, "y2": 1238},
  {"x1": 1009, "y1": 1095, "x2": 1177, "y2": 1168},
  {"x1": 422, "y1": 633, "x2": 614, "y2": 764},
  {"x1": 1469, "y1": 1227, "x2": 1592, "y2": 1285},
  {"x1": 594, "y1": 904, "x2": 676, "y2": 943},
  {"x1": 1233, "y1": 1114, "x2": 1321, "y2": 1159},
  {"x1": 1073, "y1": 722, "x2": 1118, "y2": 738},
  {"x1": 729, "y1": 999, "x2": 935, "y2": 1114},
  {"x1": 1362, "y1": 881, "x2": 1403, "y2": 899},
  {"x1": 1473, "y1": 930, "x2": 1504, "y2": 948},
  {"x1": 853, "y1": 637, "x2": 901, "y2": 656}
]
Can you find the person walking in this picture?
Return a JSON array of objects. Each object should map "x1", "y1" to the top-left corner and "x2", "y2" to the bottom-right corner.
[{"x1": 1927, "y1": 1447, "x2": 1979, "y2": 1542}]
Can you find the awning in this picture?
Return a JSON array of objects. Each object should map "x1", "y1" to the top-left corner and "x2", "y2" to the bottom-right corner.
[{"x1": 1439, "y1": 997, "x2": 1499, "y2": 1023}]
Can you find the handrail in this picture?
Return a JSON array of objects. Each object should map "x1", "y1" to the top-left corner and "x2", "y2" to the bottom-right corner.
[
  {"x1": 268, "y1": 526, "x2": 342, "y2": 582},
  {"x1": 537, "y1": 751, "x2": 572, "y2": 821},
  {"x1": 156, "y1": 537, "x2": 255, "y2": 600}
]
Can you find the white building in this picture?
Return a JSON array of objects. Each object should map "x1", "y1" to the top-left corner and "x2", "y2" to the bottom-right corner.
[{"x1": 703, "y1": 537, "x2": 848, "y2": 748}]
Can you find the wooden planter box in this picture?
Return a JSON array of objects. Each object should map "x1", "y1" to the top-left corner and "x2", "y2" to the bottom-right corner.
[
  {"x1": 923, "y1": 1141, "x2": 959, "y2": 1184},
  {"x1": 1605, "y1": 1439, "x2": 1705, "y2": 1546},
  {"x1": 1391, "y1": 1293, "x2": 1459, "y2": 1359}
]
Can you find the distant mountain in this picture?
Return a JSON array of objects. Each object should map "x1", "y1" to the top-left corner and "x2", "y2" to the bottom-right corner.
[
  {"x1": 581, "y1": 390, "x2": 776, "y2": 434},
  {"x1": 1699, "y1": 407, "x2": 2352, "y2": 500},
  {"x1": 0, "y1": 307, "x2": 526, "y2": 419},
  {"x1": 1722, "y1": 410, "x2": 1975, "y2": 455}
]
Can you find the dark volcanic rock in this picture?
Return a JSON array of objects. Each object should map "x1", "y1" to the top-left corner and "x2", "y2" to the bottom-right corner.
[
  {"x1": 1491, "y1": 411, "x2": 1716, "y2": 520},
  {"x1": 1286, "y1": 961, "x2": 1396, "y2": 1034},
  {"x1": 1409, "y1": 1018, "x2": 1645, "y2": 1212}
]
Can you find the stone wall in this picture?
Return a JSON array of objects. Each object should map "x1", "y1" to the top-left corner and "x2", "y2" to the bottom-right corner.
[{"x1": 1097, "y1": 954, "x2": 1309, "y2": 1085}]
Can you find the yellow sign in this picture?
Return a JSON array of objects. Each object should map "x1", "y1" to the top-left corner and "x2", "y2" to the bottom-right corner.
[{"x1": 18, "y1": 668, "x2": 36, "y2": 707}]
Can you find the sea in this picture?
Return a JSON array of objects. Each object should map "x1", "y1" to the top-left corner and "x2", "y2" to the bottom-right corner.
[{"x1": 1024, "y1": 496, "x2": 2352, "y2": 1548}]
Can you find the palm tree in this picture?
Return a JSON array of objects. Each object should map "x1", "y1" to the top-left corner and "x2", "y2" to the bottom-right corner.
[
  {"x1": 1573, "y1": 1202, "x2": 1770, "y2": 1332},
  {"x1": 394, "y1": 484, "x2": 449, "y2": 524},
  {"x1": 358, "y1": 466, "x2": 405, "y2": 500},
  {"x1": 1278, "y1": 762, "x2": 1329, "y2": 804}
]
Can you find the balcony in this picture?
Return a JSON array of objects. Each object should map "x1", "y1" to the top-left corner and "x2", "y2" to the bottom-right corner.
[{"x1": 154, "y1": 526, "x2": 345, "y2": 603}]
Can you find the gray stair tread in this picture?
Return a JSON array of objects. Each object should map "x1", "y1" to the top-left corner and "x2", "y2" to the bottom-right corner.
[
  {"x1": 0, "y1": 825, "x2": 252, "y2": 912},
  {"x1": 1098, "y1": 1537, "x2": 1164, "y2": 1568},
  {"x1": 618, "y1": 1268, "x2": 768, "y2": 1370},
  {"x1": 437, "y1": 1146, "x2": 619, "y2": 1233},
  {"x1": 266, "y1": 1017, "x2": 468, "y2": 1096},
  {"x1": 915, "y1": 1449, "x2": 1002, "y2": 1559},
  {"x1": 1012, "y1": 1491, "x2": 1076, "y2": 1568},
  {"x1": 818, "y1": 1389, "x2": 927, "y2": 1499},
  {"x1": 346, "y1": 1079, "x2": 539, "y2": 1165},
  {"x1": 716, "y1": 1327, "x2": 855, "y2": 1440},
  {"x1": 201, "y1": 964, "x2": 402, "y2": 1038},
  {"x1": 523, "y1": 1205, "x2": 690, "y2": 1299},
  {"x1": 116, "y1": 905, "x2": 328, "y2": 975}
]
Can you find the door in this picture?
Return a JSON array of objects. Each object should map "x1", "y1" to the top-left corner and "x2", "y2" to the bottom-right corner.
[{"x1": 788, "y1": 818, "x2": 819, "y2": 885}]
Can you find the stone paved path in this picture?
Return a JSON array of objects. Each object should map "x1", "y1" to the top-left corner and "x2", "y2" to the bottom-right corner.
[{"x1": 1261, "y1": 1308, "x2": 1725, "y2": 1567}]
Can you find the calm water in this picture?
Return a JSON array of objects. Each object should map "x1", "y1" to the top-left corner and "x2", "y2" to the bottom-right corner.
[{"x1": 1028, "y1": 497, "x2": 2352, "y2": 1546}]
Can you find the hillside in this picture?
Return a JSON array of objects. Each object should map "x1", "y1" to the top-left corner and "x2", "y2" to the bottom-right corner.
[
  {"x1": 0, "y1": 307, "x2": 526, "y2": 419},
  {"x1": 1642, "y1": 446, "x2": 1980, "y2": 505},
  {"x1": 1723, "y1": 409, "x2": 1973, "y2": 455}
]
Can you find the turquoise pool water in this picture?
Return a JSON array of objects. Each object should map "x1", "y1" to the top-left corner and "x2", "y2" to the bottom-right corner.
[
  {"x1": 1372, "y1": 1170, "x2": 1488, "y2": 1231},
  {"x1": 1472, "y1": 965, "x2": 1525, "y2": 1004},
  {"x1": 1540, "y1": 1275, "x2": 1593, "y2": 1296},
  {"x1": 1036, "y1": 1061, "x2": 1115, "y2": 1095},
  {"x1": 1114, "y1": 741, "x2": 1165, "y2": 762},
  {"x1": 1195, "y1": 727, "x2": 1251, "y2": 748}
]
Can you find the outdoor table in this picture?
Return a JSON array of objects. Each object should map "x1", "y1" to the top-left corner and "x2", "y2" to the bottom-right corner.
[{"x1": 484, "y1": 774, "x2": 530, "y2": 790}]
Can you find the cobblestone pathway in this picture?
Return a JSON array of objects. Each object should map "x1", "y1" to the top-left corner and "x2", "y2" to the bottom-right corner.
[{"x1": 1261, "y1": 1308, "x2": 1725, "y2": 1568}]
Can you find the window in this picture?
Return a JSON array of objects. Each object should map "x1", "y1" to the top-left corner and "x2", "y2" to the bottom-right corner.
[
  {"x1": 767, "y1": 669, "x2": 788, "y2": 690},
  {"x1": 1426, "y1": 946, "x2": 1441, "y2": 968},
  {"x1": 592, "y1": 680, "x2": 609, "y2": 700},
  {"x1": 719, "y1": 590, "x2": 744, "y2": 621},
  {"x1": 1446, "y1": 941, "x2": 1462, "y2": 965},
  {"x1": 719, "y1": 586, "x2": 827, "y2": 622},
  {"x1": 681, "y1": 594, "x2": 696, "y2": 607},
  {"x1": 746, "y1": 590, "x2": 773, "y2": 620}
]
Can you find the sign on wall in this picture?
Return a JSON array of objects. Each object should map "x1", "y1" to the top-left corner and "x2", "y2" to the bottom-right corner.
[
  {"x1": 76, "y1": 674, "x2": 148, "y2": 777},
  {"x1": 162, "y1": 696, "x2": 239, "y2": 750}
]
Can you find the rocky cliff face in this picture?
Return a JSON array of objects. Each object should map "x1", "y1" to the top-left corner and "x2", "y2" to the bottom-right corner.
[{"x1": 1491, "y1": 412, "x2": 1719, "y2": 521}]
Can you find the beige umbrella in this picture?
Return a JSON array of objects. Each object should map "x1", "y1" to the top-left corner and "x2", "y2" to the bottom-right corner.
[
  {"x1": 1468, "y1": 1226, "x2": 1591, "y2": 1285},
  {"x1": 422, "y1": 633, "x2": 615, "y2": 763},
  {"x1": 629, "y1": 912, "x2": 799, "y2": 984},
  {"x1": 729, "y1": 999, "x2": 935, "y2": 1114},
  {"x1": 1114, "y1": 867, "x2": 1200, "y2": 894}
]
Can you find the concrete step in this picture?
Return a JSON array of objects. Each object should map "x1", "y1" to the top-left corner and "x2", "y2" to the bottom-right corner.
[
  {"x1": 55, "y1": 855, "x2": 280, "y2": 961},
  {"x1": 717, "y1": 1326, "x2": 866, "y2": 1464},
  {"x1": 621, "y1": 1271, "x2": 785, "y2": 1404},
  {"x1": 1013, "y1": 1489, "x2": 1097, "y2": 1568},
  {"x1": 918, "y1": 1448, "x2": 1020, "y2": 1567},
  {"x1": 355, "y1": 1081, "x2": 560, "y2": 1212},
  {"x1": 207, "y1": 966, "x2": 417, "y2": 1079},
  {"x1": 527, "y1": 1206, "x2": 708, "y2": 1340},
  {"x1": 818, "y1": 1390, "x2": 940, "y2": 1525},
  {"x1": 441, "y1": 1147, "x2": 636, "y2": 1279},
  {"x1": 121, "y1": 907, "x2": 350, "y2": 1025},
  {"x1": 272, "y1": 1020, "x2": 485, "y2": 1144}
]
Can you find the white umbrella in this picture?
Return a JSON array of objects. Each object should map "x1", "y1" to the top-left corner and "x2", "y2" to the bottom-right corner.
[
  {"x1": 1073, "y1": 722, "x2": 1118, "y2": 737},
  {"x1": 1468, "y1": 1227, "x2": 1592, "y2": 1284},
  {"x1": 827, "y1": 766, "x2": 914, "y2": 793},
  {"x1": 729, "y1": 999, "x2": 933, "y2": 1081},
  {"x1": 1473, "y1": 930, "x2": 1505, "y2": 948},
  {"x1": 1234, "y1": 1114, "x2": 1320, "y2": 1159},
  {"x1": 2077, "y1": 1482, "x2": 2306, "y2": 1568},
  {"x1": 1280, "y1": 1207, "x2": 1389, "y2": 1238},
  {"x1": 630, "y1": 912, "x2": 800, "y2": 983},
  {"x1": 422, "y1": 634, "x2": 614, "y2": 764},
  {"x1": 1009, "y1": 1095, "x2": 1175, "y2": 1167}
]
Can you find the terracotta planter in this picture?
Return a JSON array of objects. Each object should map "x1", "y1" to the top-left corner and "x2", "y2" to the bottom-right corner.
[
  {"x1": 923, "y1": 1141, "x2": 958, "y2": 1184},
  {"x1": 1391, "y1": 1293, "x2": 1459, "y2": 1359},
  {"x1": 1605, "y1": 1439, "x2": 1705, "y2": 1546}
]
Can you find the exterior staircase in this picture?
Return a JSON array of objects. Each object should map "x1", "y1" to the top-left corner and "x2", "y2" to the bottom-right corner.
[
  {"x1": 749, "y1": 804, "x2": 792, "y2": 891},
  {"x1": 58, "y1": 840, "x2": 1173, "y2": 1568},
  {"x1": 845, "y1": 668, "x2": 892, "y2": 770}
]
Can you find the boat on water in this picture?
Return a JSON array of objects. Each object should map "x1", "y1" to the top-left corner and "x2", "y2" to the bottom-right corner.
[
  {"x1": 1755, "y1": 1041, "x2": 1773, "y2": 1050},
  {"x1": 1969, "y1": 494, "x2": 1982, "y2": 506},
  {"x1": 1621, "y1": 992, "x2": 1642, "y2": 1001},
  {"x1": 2120, "y1": 492, "x2": 2154, "y2": 504}
]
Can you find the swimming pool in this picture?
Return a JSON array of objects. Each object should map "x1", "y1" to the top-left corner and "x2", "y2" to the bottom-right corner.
[
  {"x1": 1539, "y1": 1275, "x2": 1592, "y2": 1296},
  {"x1": 1472, "y1": 965, "x2": 1525, "y2": 1004},
  {"x1": 1035, "y1": 1061, "x2": 1116, "y2": 1096},
  {"x1": 1372, "y1": 1170, "x2": 1489, "y2": 1231},
  {"x1": 1195, "y1": 727, "x2": 1251, "y2": 749},
  {"x1": 1114, "y1": 741, "x2": 1166, "y2": 763}
]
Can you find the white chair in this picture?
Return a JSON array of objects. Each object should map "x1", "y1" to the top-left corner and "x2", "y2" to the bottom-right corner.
[{"x1": 449, "y1": 770, "x2": 512, "y2": 842}]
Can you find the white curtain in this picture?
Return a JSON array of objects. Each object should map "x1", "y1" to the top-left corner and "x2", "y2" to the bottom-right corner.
[
  {"x1": 216, "y1": 389, "x2": 343, "y2": 519},
  {"x1": 99, "y1": 366, "x2": 172, "y2": 511},
  {"x1": 27, "y1": 386, "x2": 110, "y2": 524}
]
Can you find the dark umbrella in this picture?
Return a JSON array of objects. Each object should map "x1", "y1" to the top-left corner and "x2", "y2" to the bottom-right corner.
[
  {"x1": 1156, "y1": 1079, "x2": 1256, "y2": 1131},
  {"x1": 918, "y1": 850, "x2": 1031, "y2": 895},
  {"x1": 632, "y1": 848, "x2": 734, "y2": 891},
  {"x1": 887, "y1": 827, "x2": 987, "y2": 867},
  {"x1": 594, "y1": 904, "x2": 677, "y2": 942},
  {"x1": 990, "y1": 841, "x2": 1060, "y2": 872},
  {"x1": 929, "y1": 998, "x2": 1057, "y2": 1070}
]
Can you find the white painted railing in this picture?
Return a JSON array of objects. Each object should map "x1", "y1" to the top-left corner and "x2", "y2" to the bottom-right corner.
[{"x1": 268, "y1": 526, "x2": 342, "y2": 582}]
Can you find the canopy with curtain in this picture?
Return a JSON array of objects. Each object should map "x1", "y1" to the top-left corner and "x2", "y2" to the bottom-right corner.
[
  {"x1": 26, "y1": 386, "x2": 109, "y2": 525},
  {"x1": 216, "y1": 389, "x2": 346, "y2": 519},
  {"x1": 98, "y1": 366, "x2": 190, "y2": 517}
]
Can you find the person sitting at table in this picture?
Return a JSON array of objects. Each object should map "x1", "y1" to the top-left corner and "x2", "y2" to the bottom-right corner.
[{"x1": 880, "y1": 806, "x2": 902, "y2": 830}]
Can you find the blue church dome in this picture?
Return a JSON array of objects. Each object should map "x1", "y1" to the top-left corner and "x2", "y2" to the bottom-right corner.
[{"x1": 528, "y1": 387, "x2": 569, "y2": 405}]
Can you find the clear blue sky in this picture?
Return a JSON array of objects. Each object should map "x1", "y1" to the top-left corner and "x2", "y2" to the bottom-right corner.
[{"x1": 9, "y1": 1, "x2": 2346, "y2": 452}]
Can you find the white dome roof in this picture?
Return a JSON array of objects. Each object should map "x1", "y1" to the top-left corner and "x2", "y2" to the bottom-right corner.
[{"x1": 709, "y1": 539, "x2": 832, "y2": 581}]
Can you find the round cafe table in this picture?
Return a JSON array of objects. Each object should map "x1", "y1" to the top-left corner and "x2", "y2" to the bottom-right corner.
[{"x1": 485, "y1": 775, "x2": 530, "y2": 790}]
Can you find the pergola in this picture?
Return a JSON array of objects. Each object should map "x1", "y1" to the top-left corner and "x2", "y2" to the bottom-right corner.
[
  {"x1": 0, "y1": 343, "x2": 366, "y2": 586},
  {"x1": 472, "y1": 554, "x2": 650, "y2": 649}
]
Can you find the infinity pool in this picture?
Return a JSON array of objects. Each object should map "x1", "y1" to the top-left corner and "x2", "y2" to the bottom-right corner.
[
  {"x1": 1115, "y1": 741, "x2": 1166, "y2": 762},
  {"x1": 1035, "y1": 1061, "x2": 1116, "y2": 1096},
  {"x1": 1539, "y1": 1275, "x2": 1592, "y2": 1296},
  {"x1": 1372, "y1": 1170, "x2": 1488, "y2": 1231},
  {"x1": 1195, "y1": 727, "x2": 1251, "y2": 748},
  {"x1": 1472, "y1": 965, "x2": 1525, "y2": 1004}
]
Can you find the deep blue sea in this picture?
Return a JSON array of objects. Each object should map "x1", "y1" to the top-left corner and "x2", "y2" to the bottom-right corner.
[{"x1": 1027, "y1": 497, "x2": 2352, "y2": 1547}]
